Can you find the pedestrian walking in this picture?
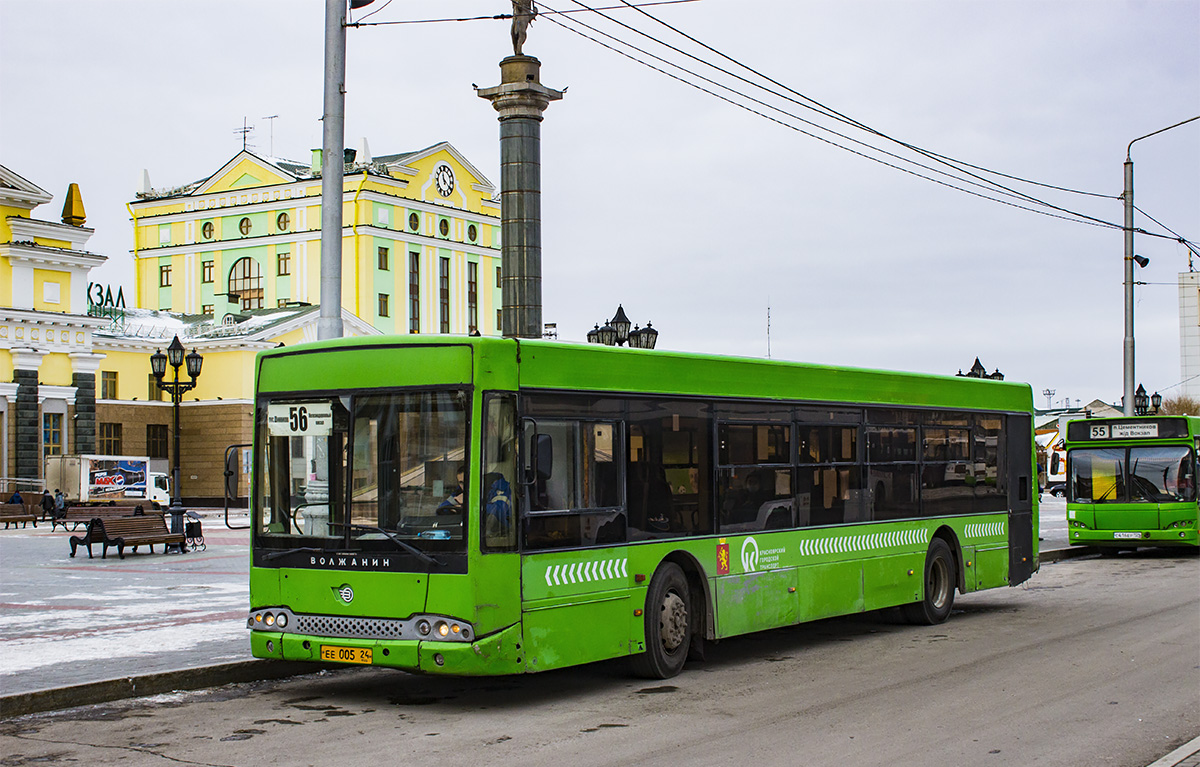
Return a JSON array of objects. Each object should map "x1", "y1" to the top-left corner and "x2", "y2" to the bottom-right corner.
[
  {"x1": 40, "y1": 489, "x2": 54, "y2": 520},
  {"x1": 54, "y1": 489, "x2": 65, "y2": 517}
]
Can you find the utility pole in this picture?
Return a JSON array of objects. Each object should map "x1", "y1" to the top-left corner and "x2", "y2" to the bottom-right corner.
[
  {"x1": 318, "y1": 0, "x2": 349, "y2": 341},
  {"x1": 1122, "y1": 115, "x2": 1200, "y2": 415}
]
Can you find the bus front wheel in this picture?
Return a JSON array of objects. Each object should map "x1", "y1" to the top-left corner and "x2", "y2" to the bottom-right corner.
[
  {"x1": 631, "y1": 562, "x2": 691, "y2": 679},
  {"x1": 902, "y1": 538, "x2": 956, "y2": 625}
]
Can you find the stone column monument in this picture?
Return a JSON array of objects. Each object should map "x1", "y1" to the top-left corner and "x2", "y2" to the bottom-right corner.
[{"x1": 477, "y1": 2, "x2": 564, "y2": 339}]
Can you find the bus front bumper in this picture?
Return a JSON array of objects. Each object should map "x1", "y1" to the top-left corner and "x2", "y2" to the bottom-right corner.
[
  {"x1": 250, "y1": 622, "x2": 525, "y2": 675},
  {"x1": 1069, "y1": 528, "x2": 1198, "y2": 547}
]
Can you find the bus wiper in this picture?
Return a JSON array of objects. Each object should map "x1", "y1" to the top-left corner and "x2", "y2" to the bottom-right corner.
[
  {"x1": 346, "y1": 524, "x2": 442, "y2": 567},
  {"x1": 263, "y1": 546, "x2": 328, "y2": 561}
]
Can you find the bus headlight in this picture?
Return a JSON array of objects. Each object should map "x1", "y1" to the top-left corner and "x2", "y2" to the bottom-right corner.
[
  {"x1": 417, "y1": 620, "x2": 431, "y2": 636},
  {"x1": 436, "y1": 621, "x2": 450, "y2": 637}
]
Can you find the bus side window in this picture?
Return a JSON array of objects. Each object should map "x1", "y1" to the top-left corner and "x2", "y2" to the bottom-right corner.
[{"x1": 482, "y1": 393, "x2": 518, "y2": 552}]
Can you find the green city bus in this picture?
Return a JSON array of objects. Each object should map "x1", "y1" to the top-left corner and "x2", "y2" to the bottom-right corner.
[
  {"x1": 1064, "y1": 415, "x2": 1199, "y2": 551},
  {"x1": 247, "y1": 336, "x2": 1037, "y2": 678}
]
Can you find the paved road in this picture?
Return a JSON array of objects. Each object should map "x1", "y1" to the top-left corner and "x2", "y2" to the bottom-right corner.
[
  {"x1": 1, "y1": 501, "x2": 1073, "y2": 698},
  {"x1": 1, "y1": 549, "x2": 1196, "y2": 767}
]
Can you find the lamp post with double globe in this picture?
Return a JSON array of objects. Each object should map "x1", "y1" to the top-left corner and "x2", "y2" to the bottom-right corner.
[{"x1": 151, "y1": 335, "x2": 203, "y2": 544}]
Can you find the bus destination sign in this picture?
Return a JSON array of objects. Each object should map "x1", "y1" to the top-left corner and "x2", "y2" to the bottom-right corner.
[
  {"x1": 1088, "y1": 423, "x2": 1158, "y2": 440},
  {"x1": 267, "y1": 402, "x2": 333, "y2": 437}
]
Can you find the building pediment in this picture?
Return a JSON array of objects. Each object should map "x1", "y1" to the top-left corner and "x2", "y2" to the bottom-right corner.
[
  {"x1": 0, "y1": 164, "x2": 53, "y2": 211},
  {"x1": 191, "y1": 151, "x2": 300, "y2": 196},
  {"x1": 380, "y1": 142, "x2": 496, "y2": 203}
]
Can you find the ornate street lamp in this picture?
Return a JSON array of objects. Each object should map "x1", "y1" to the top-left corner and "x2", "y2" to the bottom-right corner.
[
  {"x1": 1132, "y1": 383, "x2": 1162, "y2": 417},
  {"x1": 586, "y1": 304, "x2": 658, "y2": 349},
  {"x1": 151, "y1": 335, "x2": 203, "y2": 546}
]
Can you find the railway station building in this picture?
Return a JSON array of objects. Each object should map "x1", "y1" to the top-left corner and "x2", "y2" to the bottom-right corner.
[{"x1": 1, "y1": 143, "x2": 503, "y2": 503}]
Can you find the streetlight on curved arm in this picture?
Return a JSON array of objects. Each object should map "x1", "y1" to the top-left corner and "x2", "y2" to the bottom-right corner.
[
  {"x1": 1122, "y1": 114, "x2": 1200, "y2": 415},
  {"x1": 151, "y1": 335, "x2": 203, "y2": 546}
]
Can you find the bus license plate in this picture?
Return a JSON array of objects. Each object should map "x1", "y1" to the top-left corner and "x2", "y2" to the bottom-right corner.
[
  {"x1": 1113, "y1": 532, "x2": 1141, "y2": 540},
  {"x1": 320, "y1": 645, "x2": 372, "y2": 664}
]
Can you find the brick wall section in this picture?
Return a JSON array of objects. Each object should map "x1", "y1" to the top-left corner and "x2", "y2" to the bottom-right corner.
[
  {"x1": 94, "y1": 401, "x2": 253, "y2": 505},
  {"x1": 72, "y1": 373, "x2": 96, "y2": 454},
  {"x1": 14, "y1": 370, "x2": 39, "y2": 482},
  {"x1": 182, "y1": 402, "x2": 254, "y2": 504}
]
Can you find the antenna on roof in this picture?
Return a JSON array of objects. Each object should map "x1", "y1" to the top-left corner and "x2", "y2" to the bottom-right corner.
[
  {"x1": 262, "y1": 115, "x2": 279, "y2": 157},
  {"x1": 234, "y1": 117, "x2": 255, "y2": 151},
  {"x1": 766, "y1": 298, "x2": 771, "y2": 359}
]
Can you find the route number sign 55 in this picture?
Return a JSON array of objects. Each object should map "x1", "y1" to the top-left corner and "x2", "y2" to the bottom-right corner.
[{"x1": 267, "y1": 402, "x2": 334, "y2": 437}]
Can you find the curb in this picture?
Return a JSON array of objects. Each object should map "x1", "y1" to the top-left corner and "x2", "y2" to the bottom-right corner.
[
  {"x1": 1145, "y1": 734, "x2": 1200, "y2": 767},
  {"x1": 0, "y1": 660, "x2": 339, "y2": 720}
]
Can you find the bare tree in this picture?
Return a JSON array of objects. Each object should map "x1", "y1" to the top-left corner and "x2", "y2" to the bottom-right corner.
[{"x1": 1160, "y1": 394, "x2": 1200, "y2": 416}]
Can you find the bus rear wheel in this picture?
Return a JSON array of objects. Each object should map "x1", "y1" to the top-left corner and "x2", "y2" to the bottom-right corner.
[
  {"x1": 902, "y1": 538, "x2": 956, "y2": 625},
  {"x1": 631, "y1": 562, "x2": 691, "y2": 679}
]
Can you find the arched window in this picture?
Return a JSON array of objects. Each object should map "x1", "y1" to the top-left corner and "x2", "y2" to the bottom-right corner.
[{"x1": 228, "y1": 257, "x2": 263, "y2": 310}]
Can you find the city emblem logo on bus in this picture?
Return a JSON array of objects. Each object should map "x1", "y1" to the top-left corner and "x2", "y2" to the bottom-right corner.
[
  {"x1": 741, "y1": 537, "x2": 760, "y2": 572},
  {"x1": 334, "y1": 584, "x2": 354, "y2": 604},
  {"x1": 716, "y1": 539, "x2": 730, "y2": 575}
]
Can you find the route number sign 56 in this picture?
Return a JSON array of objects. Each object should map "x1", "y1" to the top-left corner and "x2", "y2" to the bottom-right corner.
[{"x1": 267, "y1": 402, "x2": 334, "y2": 437}]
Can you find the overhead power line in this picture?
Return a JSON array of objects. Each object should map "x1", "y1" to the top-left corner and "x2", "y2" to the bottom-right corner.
[
  {"x1": 537, "y1": 1, "x2": 1125, "y2": 230},
  {"x1": 347, "y1": 0, "x2": 700, "y2": 27},
  {"x1": 542, "y1": 0, "x2": 1194, "y2": 243}
]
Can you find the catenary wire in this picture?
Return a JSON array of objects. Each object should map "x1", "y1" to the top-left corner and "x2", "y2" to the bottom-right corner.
[
  {"x1": 610, "y1": 0, "x2": 1118, "y2": 203},
  {"x1": 546, "y1": 0, "x2": 1097, "y2": 215},
  {"x1": 1134, "y1": 205, "x2": 1200, "y2": 258},
  {"x1": 351, "y1": 0, "x2": 394, "y2": 24},
  {"x1": 555, "y1": 0, "x2": 1195, "y2": 241},
  {"x1": 537, "y1": 3, "x2": 1122, "y2": 229},
  {"x1": 346, "y1": 0, "x2": 700, "y2": 27}
]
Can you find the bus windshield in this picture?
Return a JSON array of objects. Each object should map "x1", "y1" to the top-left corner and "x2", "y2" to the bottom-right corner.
[
  {"x1": 257, "y1": 389, "x2": 469, "y2": 555},
  {"x1": 348, "y1": 390, "x2": 469, "y2": 547},
  {"x1": 1069, "y1": 445, "x2": 1195, "y2": 503}
]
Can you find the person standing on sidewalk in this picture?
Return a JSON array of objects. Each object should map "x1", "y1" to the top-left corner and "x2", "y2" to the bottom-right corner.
[{"x1": 40, "y1": 490, "x2": 54, "y2": 520}]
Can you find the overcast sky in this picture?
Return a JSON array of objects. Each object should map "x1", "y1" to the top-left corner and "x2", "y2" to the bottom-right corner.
[{"x1": 2, "y1": 0, "x2": 1197, "y2": 409}]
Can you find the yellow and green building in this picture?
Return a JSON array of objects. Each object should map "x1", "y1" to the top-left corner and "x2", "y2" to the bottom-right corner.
[
  {"x1": 1, "y1": 163, "x2": 109, "y2": 489},
  {"x1": 129, "y1": 142, "x2": 503, "y2": 335},
  {"x1": 2, "y1": 142, "x2": 504, "y2": 502}
]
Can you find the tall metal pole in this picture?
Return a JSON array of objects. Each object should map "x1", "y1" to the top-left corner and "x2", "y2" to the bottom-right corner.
[
  {"x1": 318, "y1": 0, "x2": 347, "y2": 341},
  {"x1": 1122, "y1": 155, "x2": 1135, "y2": 416},
  {"x1": 1122, "y1": 115, "x2": 1200, "y2": 416}
]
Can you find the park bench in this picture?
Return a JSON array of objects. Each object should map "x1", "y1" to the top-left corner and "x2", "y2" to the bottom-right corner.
[
  {"x1": 52, "y1": 505, "x2": 152, "y2": 532},
  {"x1": 0, "y1": 503, "x2": 37, "y2": 529},
  {"x1": 69, "y1": 514, "x2": 186, "y2": 559}
]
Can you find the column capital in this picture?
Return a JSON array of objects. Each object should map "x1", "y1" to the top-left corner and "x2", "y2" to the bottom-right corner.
[
  {"x1": 11, "y1": 348, "x2": 48, "y2": 372},
  {"x1": 477, "y1": 56, "x2": 564, "y2": 121},
  {"x1": 68, "y1": 351, "x2": 107, "y2": 375}
]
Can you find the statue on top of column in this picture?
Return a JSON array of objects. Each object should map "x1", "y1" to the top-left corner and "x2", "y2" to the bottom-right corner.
[{"x1": 511, "y1": 0, "x2": 537, "y2": 56}]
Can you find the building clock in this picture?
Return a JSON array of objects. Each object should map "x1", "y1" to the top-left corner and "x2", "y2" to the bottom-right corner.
[{"x1": 434, "y1": 165, "x2": 455, "y2": 197}]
